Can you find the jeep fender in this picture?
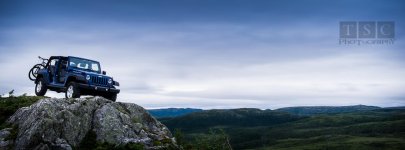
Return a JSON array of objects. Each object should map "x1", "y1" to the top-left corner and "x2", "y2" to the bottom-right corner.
[
  {"x1": 35, "y1": 69, "x2": 48, "y2": 84},
  {"x1": 35, "y1": 74, "x2": 44, "y2": 84},
  {"x1": 65, "y1": 75, "x2": 87, "y2": 86}
]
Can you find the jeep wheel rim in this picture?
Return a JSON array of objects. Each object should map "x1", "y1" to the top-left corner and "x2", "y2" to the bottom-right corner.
[
  {"x1": 67, "y1": 86, "x2": 73, "y2": 98},
  {"x1": 36, "y1": 81, "x2": 42, "y2": 92}
]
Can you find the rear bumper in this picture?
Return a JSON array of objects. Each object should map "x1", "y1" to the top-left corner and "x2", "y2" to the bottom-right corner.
[{"x1": 77, "y1": 83, "x2": 120, "y2": 94}]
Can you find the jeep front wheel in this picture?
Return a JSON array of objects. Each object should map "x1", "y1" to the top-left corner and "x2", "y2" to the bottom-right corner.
[
  {"x1": 106, "y1": 93, "x2": 117, "y2": 102},
  {"x1": 65, "y1": 82, "x2": 80, "y2": 98},
  {"x1": 35, "y1": 78, "x2": 47, "y2": 96}
]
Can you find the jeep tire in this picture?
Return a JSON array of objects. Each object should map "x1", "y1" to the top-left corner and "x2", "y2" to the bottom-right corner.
[
  {"x1": 65, "y1": 82, "x2": 81, "y2": 98},
  {"x1": 35, "y1": 78, "x2": 47, "y2": 96},
  {"x1": 106, "y1": 93, "x2": 117, "y2": 102}
]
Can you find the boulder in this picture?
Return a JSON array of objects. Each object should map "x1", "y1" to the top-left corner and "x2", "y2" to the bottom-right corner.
[{"x1": 1, "y1": 97, "x2": 176, "y2": 150}]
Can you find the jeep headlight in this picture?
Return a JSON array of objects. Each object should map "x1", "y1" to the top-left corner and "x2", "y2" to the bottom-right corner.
[
  {"x1": 108, "y1": 78, "x2": 113, "y2": 84},
  {"x1": 86, "y1": 75, "x2": 90, "y2": 80}
]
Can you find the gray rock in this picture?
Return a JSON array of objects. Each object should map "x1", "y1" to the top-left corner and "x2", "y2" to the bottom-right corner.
[
  {"x1": 5, "y1": 97, "x2": 176, "y2": 149},
  {"x1": 0, "y1": 140, "x2": 11, "y2": 150},
  {"x1": 0, "y1": 128, "x2": 11, "y2": 140},
  {"x1": 0, "y1": 128, "x2": 12, "y2": 150},
  {"x1": 50, "y1": 138, "x2": 72, "y2": 150}
]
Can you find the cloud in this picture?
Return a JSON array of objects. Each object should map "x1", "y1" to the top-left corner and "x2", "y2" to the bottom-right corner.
[{"x1": 0, "y1": 0, "x2": 404, "y2": 108}]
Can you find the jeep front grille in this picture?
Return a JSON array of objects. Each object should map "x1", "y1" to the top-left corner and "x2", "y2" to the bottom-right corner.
[{"x1": 91, "y1": 76, "x2": 108, "y2": 86}]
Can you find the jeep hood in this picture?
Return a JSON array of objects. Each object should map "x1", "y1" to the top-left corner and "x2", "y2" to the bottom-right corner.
[{"x1": 71, "y1": 69, "x2": 112, "y2": 79}]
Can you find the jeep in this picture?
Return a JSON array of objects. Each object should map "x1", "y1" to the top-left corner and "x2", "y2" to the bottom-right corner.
[{"x1": 32, "y1": 56, "x2": 120, "y2": 101}]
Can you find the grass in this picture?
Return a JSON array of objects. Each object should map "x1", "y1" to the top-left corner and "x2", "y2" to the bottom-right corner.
[
  {"x1": 257, "y1": 136, "x2": 405, "y2": 150},
  {"x1": 161, "y1": 109, "x2": 405, "y2": 149},
  {"x1": 0, "y1": 95, "x2": 46, "y2": 128}
]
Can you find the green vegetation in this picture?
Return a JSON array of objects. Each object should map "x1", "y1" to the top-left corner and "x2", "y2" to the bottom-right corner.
[
  {"x1": 160, "y1": 108, "x2": 303, "y2": 132},
  {"x1": 148, "y1": 108, "x2": 203, "y2": 118},
  {"x1": 174, "y1": 128, "x2": 232, "y2": 150},
  {"x1": 0, "y1": 95, "x2": 45, "y2": 128},
  {"x1": 0, "y1": 95, "x2": 44, "y2": 149},
  {"x1": 161, "y1": 108, "x2": 405, "y2": 150},
  {"x1": 0, "y1": 94, "x2": 45, "y2": 149},
  {"x1": 276, "y1": 105, "x2": 381, "y2": 116},
  {"x1": 2, "y1": 95, "x2": 404, "y2": 149}
]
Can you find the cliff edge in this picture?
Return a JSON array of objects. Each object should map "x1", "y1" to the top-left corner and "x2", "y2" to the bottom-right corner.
[{"x1": 0, "y1": 97, "x2": 176, "y2": 150}]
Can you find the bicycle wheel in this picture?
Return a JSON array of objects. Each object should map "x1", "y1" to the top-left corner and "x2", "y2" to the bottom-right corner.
[{"x1": 28, "y1": 64, "x2": 44, "y2": 81}]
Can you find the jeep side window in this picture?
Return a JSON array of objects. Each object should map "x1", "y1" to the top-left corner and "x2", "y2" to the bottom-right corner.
[
  {"x1": 69, "y1": 62, "x2": 76, "y2": 67},
  {"x1": 58, "y1": 60, "x2": 68, "y2": 83},
  {"x1": 61, "y1": 60, "x2": 68, "y2": 69},
  {"x1": 91, "y1": 64, "x2": 99, "y2": 72},
  {"x1": 48, "y1": 59, "x2": 58, "y2": 73}
]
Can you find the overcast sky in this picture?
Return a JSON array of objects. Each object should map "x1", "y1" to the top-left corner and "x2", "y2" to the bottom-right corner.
[{"x1": 1, "y1": 0, "x2": 404, "y2": 109}]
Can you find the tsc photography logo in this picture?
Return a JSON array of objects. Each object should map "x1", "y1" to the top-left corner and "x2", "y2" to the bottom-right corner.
[{"x1": 339, "y1": 21, "x2": 395, "y2": 45}]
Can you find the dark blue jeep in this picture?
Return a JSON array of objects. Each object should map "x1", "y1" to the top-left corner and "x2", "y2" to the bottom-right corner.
[{"x1": 32, "y1": 56, "x2": 120, "y2": 101}]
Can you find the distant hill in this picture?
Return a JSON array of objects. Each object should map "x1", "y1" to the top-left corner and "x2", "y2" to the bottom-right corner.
[
  {"x1": 275, "y1": 105, "x2": 381, "y2": 115},
  {"x1": 160, "y1": 107, "x2": 405, "y2": 149},
  {"x1": 159, "y1": 108, "x2": 304, "y2": 132},
  {"x1": 148, "y1": 108, "x2": 203, "y2": 118},
  {"x1": 383, "y1": 106, "x2": 405, "y2": 109}
]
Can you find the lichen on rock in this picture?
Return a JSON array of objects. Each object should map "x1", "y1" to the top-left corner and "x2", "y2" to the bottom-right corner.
[{"x1": 1, "y1": 97, "x2": 176, "y2": 150}]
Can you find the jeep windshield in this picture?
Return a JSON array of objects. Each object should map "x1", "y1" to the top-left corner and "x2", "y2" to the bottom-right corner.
[{"x1": 68, "y1": 57, "x2": 101, "y2": 73}]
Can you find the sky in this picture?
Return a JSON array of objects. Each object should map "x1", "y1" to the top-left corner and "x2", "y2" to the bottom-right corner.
[{"x1": 0, "y1": 0, "x2": 404, "y2": 109}]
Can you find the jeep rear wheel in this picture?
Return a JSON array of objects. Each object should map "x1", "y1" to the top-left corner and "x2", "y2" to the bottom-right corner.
[
  {"x1": 35, "y1": 78, "x2": 47, "y2": 96},
  {"x1": 65, "y1": 82, "x2": 80, "y2": 98}
]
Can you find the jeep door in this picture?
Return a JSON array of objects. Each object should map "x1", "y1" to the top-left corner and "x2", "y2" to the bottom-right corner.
[
  {"x1": 47, "y1": 58, "x2": 59, "y2": 83},
  {"x1": 57, "y1": 59, "x2": 68, "y2": 83}
]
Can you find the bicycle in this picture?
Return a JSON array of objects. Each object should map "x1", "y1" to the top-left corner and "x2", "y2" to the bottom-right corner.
[{"x1": 28, "y1": 56, "x2": 48, "y2": 81}]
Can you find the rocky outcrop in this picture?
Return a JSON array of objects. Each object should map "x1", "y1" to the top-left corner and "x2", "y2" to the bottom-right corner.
[
  {"x1": 0, "y1": 128, "x2": 13, "y2": 150},
  {"x1": 0, "y1": 97, "x2": 176, "y2": 150}
]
